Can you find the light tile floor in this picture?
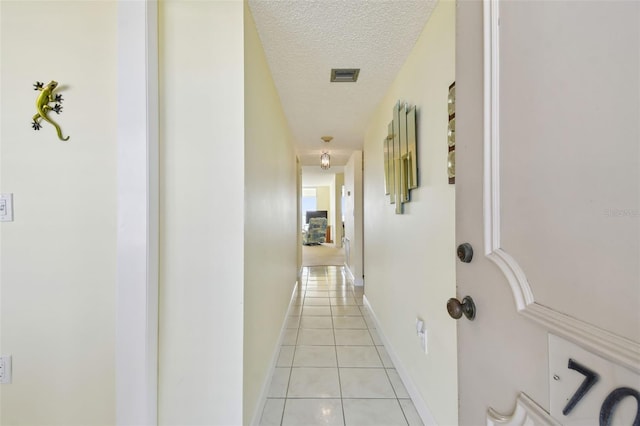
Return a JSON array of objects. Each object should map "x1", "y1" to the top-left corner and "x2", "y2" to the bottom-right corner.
[{"x1": 260, "y1": 266, "x2": 424, "y2": 426}]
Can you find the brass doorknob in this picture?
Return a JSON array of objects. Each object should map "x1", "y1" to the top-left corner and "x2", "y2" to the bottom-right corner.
[{"x1": 447, "y1": 296, "x2": 476, "y2": 320}]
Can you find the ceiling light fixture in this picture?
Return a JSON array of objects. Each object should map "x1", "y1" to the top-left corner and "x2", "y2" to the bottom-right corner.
[
  {"x1": 330, "y1": 68, "x2": 360, "y2": 83},
  {"x1": 320, "y1": 136, "x2": 333, "y2": 170},
  {"x1": 320, "y1": 152, "x2": 331, "y2": 170}
]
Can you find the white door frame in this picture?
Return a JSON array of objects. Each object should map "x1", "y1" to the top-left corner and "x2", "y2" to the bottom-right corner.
[{"x1": 116, "y1": 0, "x2": 159, "y2": 424}]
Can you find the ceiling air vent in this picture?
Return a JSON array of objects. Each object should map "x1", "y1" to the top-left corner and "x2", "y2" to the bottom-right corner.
[{"x1": 330, "y1": 68, "x2": 360, "y2": 83}]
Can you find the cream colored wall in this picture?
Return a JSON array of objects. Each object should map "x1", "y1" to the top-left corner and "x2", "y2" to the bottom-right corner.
[
  {"x1": 362, "y1": 2, "x2": 457, "y2": 425},
  {"x1": 243, "y1": 2, "x2": 297, "y2": 423},
  {"x1": 344, "y1": 151, "x2": 363, "y2": 285},
  {"x1": 328, "y1": 183, "x2": 336, "y2": 231},
  {"x1": 334, "y1": 173, "x2": 344, "y2": 245},
  {"x1": 158, "y1": 1, "x2": 245, "y2": 424},
  {"x1": 296, "y1": 159, "x2": 302, "y2": 273},
  {"x1": 316, "y1": 186, "x2": 331, "y2": 217},
  {"x1": 0, "y1": 1, "x2": 117, "y2": 423}
]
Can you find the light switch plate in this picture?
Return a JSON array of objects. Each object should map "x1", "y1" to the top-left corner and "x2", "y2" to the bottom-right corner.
[
  {"x1": 0, "y1": 194, "x2": 14, "y2": 222},
  {"x1": 419, "y1": 329, "x2": 428, "y2": 354}
]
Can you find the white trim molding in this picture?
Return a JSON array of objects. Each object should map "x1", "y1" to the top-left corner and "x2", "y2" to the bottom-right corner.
[
  {"x1": 482, "y1": 0, "x2": 639, "y2": 376},
  {"x1": 250, "y1": 282, "x2": 301, "y2": 426},
  {"x1": 343, "y1": 237, "x2": 364, "y2": 286},
  {"x1": 344, "y1": 263, "x2": 364, "y2": 287},
  {"x1": 116, "y1": 0, "x2": 159, "y2": 424},
  {"x1": 487, "y1": 393, "x2": 560, "y2": 426}
]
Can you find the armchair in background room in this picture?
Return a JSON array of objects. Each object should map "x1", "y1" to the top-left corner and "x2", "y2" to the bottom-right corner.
[{"x1": 303, "y1": 217, "x2": 328, "y2": 245}]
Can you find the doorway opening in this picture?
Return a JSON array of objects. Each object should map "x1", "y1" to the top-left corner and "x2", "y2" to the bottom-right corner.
[{"x1": 300, "y1": 169, "x2": 346, "y2": 268}]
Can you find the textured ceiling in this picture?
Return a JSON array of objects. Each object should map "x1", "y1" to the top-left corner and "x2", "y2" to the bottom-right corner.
[{"x1": 248, "y1": 0, "x2": 437, "y2": 166}]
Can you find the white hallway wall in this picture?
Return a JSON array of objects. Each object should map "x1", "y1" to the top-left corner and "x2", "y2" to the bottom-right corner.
[
  {"x1": 334, "y1": 172, "x2": 344, "y2": 246},
  {"x1": 244, "y1": 1, "x2": 298, "y2": 423},
  {"x1": 363, "y1": 1, "x2": 457, "y2": 425},
  {"x1": 316, "y1": 186, "x2": 331, "y2": 218},
  {"x1": 160, "y1": 1, "x2": 297, "y2": 424},
  {"x1": 159, "y1": 1, "x2": 245, "y2": 423},
  {"x1": 344, "y1": 151, "x2": 363, "y2": 285},
  {"x1": 0, "y1": 1, "x2": 117, "y2": 423}
]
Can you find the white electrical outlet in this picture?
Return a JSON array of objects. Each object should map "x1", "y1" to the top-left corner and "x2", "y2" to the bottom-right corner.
[
  {"x1": 0, "y1": 194, "x2": 14, "y2": 222},
  {"x1": 0, "y1": 355, "x2": 12, "y2": 384}
]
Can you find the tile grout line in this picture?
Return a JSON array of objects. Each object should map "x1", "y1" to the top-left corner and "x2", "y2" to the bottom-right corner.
[
  {"x1": 279, "y1": 268, "x2": 308, "y2": 426},
  {"x1": 276, "y1": 265, "x2": 404, "y2": 426},
  {"x1": 278, "y1": 273, "x2": 301, "y2": 425},
  {"x1": 330, "y1": 266, "x2": 348, "y2": 426}
]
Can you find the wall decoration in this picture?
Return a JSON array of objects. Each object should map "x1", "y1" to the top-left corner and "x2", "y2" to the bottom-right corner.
[
  {"x1": 447, "y1": 81, "x2": 455, "y2": 184},
  {"x1": 383, "y1": 101, "x2": 418, "y2": 214},
  {"x1": 32, "y1": 80, "x2": 69, "y2": 141},
  {"x1": 407, "y1": 105, "x2": 418, "y2": 190},
  {"x1": 383, "y1": 123, "x2": 392, "y2": 196}
]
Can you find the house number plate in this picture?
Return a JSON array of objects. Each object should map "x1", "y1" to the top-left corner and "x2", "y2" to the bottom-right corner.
[{"x1": 549, "y1": 334, "x2": 640, "y2": 425}]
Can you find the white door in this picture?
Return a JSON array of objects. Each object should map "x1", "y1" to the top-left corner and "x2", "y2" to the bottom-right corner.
[{"x1": 456, "y1": 1, "x2": 639, "y2": 425}]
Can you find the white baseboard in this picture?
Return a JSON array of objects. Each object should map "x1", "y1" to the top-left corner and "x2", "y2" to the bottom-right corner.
[
  {"x1": 344, "y1": 263, "x2": 354, "y2": 280},
  {"x1": 249, "y1": 281, "x2": 300, "y2": 426},
  {"x1": 363, "y1": 295, "x2": 438, "y2": 426},
  {"x1": 344, "y1": 264, "x2": 364, "y2": 286}
]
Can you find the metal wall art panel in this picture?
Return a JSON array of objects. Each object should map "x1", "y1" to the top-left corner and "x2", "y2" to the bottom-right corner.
[
  {"x1": 383, "y1": 101, "x2": 419, "y2": 214},
  {"x1": 387, "y1": 121, "x2": 396, "y2": 204},
  {"x1": 407, "y1": 106, "x2": 418, "y2": 189},
  {"x1": 384, "y1": 121, "x2": 393, "y2": 196},
  {"x1": 392, "y1": 102, "x2": 402, "y2": 213}
]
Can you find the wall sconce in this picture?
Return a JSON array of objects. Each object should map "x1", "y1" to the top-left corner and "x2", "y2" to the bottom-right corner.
[{"x1": 320, "y1": 152, "x2": 331, "y2": 170}]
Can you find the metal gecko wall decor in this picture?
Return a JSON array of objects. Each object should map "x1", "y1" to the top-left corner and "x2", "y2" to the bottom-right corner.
[
  {"x1": 31, "y1": 80, "x2": 69, "y2": 141},
  {"x1": 383, "y1": 101, "x2": 418, "y2": 214}
]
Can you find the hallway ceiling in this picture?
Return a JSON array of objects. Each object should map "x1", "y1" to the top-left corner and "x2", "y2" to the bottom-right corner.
[{"x1": 248, "y1": 0, "x2": 437, "y2": 167}]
